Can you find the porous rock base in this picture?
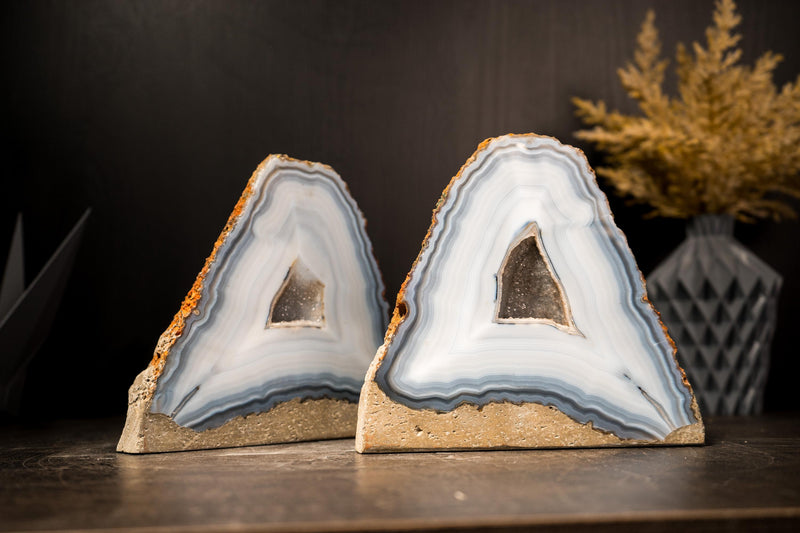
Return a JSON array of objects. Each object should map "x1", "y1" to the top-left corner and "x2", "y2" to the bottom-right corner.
[
  {"x1": 356, "y1": 353, "x2": 704, "y2": 453},
  {"x1": 118, "y1": 367, "x2": 357, "y2": 453}
]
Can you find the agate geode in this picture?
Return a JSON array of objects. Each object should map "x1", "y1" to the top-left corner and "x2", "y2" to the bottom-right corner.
[
  {"x1": 356, "y1": 134, "x2": 704, "y2": 452},
  {"x1": 119, "y1": 155, "x2": 387, "y2": 453}
]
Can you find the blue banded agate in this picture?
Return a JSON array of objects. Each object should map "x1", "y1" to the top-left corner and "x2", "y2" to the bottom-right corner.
[
  {"x1": 373, "y1": 135, "x2": 698, "y2": 441},
  {"x1": 150, "y1": 156, "x2": 387, "y2": 431}
]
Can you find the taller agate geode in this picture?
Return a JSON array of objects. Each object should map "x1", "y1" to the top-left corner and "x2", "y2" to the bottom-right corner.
[
  {"x1": 119, "y1": 155, "x2": 387, "y2": 453},
  {"x1": 356, "y1": 134, "x2": 704, "y2": 452}
]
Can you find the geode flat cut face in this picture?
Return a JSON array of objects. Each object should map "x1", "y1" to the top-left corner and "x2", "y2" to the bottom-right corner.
[
  {"x1": 119, "y1": 155, "x2": 387, "y2": 453},
  {"x1": 356, "y1": 134, "x2": 703, "y2": 452}
]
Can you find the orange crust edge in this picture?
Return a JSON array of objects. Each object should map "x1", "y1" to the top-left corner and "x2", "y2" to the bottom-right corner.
[{"x1": 148, "y1": 154, "x2": 340, "y2": 380}]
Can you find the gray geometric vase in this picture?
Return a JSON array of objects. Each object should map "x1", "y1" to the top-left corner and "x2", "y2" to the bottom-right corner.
[{"x1": 647, "y1": 214, "x2": 782, "y2": 415}]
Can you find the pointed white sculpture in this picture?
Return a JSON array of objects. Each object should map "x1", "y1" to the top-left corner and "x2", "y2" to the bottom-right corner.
[
  {"x1": 356, "y1": 134, "x2": 703, "y2": 452},
  {"x1": 119, "y1": 155, "x2": 387, "y2": 453}
]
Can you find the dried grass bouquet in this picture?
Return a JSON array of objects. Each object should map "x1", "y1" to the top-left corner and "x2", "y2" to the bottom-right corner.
[{"x1": 573, "y1": 0, "x2": 800, "y2": 222}]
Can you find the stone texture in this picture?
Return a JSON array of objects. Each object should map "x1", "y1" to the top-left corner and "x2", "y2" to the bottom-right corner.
[
  {"x1": 356, "y1": 134, "x2": 704, "y2": 452},
  {"x1": 120, "y1": 367, "x2": 357, "y2": 453},
  {"x1": 357, "y1": 347, "x2": 704, "y2": 453},
  {"x1": 118, "y1": 155, "x2": 386, "y2": 453}
]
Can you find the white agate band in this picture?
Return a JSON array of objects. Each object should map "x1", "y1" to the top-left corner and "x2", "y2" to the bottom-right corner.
[
  {"x1": 374, "y1": 135, "x2": 698, "y2": 441},
  {"x1": 150, "y1": 156, "x2": 388, "y2": 431}
]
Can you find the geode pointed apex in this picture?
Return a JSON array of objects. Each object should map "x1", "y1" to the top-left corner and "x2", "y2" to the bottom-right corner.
[
  {"x1": 119, "y1": 155, "x2": 388, "y2": 453},
  {"x1": 355, "y1": 134, "x2": 703, "y2": 453}
]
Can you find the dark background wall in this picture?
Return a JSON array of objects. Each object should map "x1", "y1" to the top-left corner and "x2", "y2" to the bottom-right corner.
[{"x1": 2, "y1": 0, "x2": 799, "y2": 419}]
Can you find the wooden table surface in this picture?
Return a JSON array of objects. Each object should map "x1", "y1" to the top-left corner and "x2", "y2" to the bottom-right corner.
[{"x1": 1, "y1": 414, "x2": 798, "y2": 532}]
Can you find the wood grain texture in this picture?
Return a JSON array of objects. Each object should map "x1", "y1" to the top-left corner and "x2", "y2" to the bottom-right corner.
[
  {"x1": 1, "y1": 1, "x2": 799, "y2": 420},
  {"x1": 1, "y1": 415, "x2": 798, "y2": 532}
]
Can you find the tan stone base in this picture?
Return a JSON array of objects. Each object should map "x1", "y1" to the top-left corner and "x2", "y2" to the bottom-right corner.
[
  {"x1": 117, "y1": 367, "x2": 358, "y2": 453},
  {"x1": 356, "y1": 367, "x2": 704, "y2": 453}
]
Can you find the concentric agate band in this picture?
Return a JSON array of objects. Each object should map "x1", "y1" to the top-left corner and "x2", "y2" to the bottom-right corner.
[
  {"x1": 149, "y1": 156, "x2": 388, "y2": 431},
  {"x1": 373, "y1": 134, "x2": 698, "y2": 441}
]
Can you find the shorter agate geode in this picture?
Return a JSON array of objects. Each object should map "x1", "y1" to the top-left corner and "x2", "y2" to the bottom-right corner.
[
  {"x1": 356, "y1": 134, "x2": 704, "y2": 452},
  {"x1": 119, "y1": 155, "x2": 387, "y2": 453}
]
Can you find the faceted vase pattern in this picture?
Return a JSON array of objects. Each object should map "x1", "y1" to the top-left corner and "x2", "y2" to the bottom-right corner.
[{"x1": 648, "y1": 215, "x2": 782, "y2": 415}]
